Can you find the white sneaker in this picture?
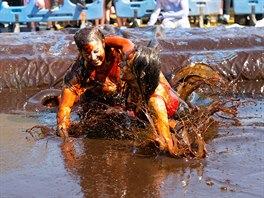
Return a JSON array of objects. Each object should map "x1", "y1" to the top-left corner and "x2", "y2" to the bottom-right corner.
[{"x1": 50, "y1": 6, "x2": 59, "y2": 12}]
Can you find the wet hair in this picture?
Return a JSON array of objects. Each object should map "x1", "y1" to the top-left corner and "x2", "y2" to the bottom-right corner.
[
  {"x1": 74, "y1": 27, "x2": 105, "y2": 50},
  {"x1": 132, "y1": 45, "x2": 161, "y2": 101}
]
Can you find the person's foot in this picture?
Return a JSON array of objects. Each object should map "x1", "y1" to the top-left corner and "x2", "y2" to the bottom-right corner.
[
  {"x1": 50, "y1": 6, "x2": 59, "y2": 12},
  {"x1": 54, "y1": 23, "x2": 64, "y2": 30},
  {"x1": 31, "y1": 26, "x2": 40, "y2": 32},
  {"x1": 221, "y1": 14, "x2": 230, "y2": 24},
  {"x1": 222, "y1": 18, "x2": 229, "y2": 25},
  {"x1": 46, "y1": 26, "x2": 55, "y2": 30},
  {"x1": 218, "y1": 16, "x2": 229, "y2": 25}
]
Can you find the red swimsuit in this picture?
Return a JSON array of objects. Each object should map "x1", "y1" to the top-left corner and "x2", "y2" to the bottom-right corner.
[{"x1": 150, "y1": 84, "x2": 179, "y2": 117}]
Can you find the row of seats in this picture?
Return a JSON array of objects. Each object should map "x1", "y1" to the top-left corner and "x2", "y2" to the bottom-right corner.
[
  {"x1": 0, "y1": 0, "x2": 104, "y2": 23},
  {"x1": 0, "y1": 0, "x2": 263, "y2": 23},
  {"x1": 233, "y1": 0, "x2": 264, "y2": 14}
]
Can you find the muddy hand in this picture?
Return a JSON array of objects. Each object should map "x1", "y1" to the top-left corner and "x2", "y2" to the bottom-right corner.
[
  {"x1": 165, "y1": 134, "x2": 180, "y2": 157},
  {"x1": 155, "y1": 135, "x2": 167, "y2": 151},
  {"x1": 57, "y1": 126, "x2": 69, "y2": 138},
  {"x1": 155, "y1": 134, "x2": 180, "y2": 157}
]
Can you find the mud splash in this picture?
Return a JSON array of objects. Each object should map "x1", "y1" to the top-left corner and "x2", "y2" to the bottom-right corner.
[{"x1": 25, "y1": 70, "x2": 253, "y2": 159}]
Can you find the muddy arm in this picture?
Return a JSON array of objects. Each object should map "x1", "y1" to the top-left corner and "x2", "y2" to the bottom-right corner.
[
  {"x1": 148, "y1": 97, "x2": 178, "y2": 156},
  {"x1": 105, "y1": 36, "x2": 135, "y2": 59},
  {"x1": 57, "y1": 88, "x2": 76, "y2": 138}
]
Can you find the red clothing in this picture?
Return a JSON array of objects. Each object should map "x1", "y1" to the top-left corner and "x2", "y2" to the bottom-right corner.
[
  {"x1": 64, "y1": 47, "x2": 122, "y2": 96},
  {"x1": 150, "y1": 88, "x2": 179, "y2": 117}
]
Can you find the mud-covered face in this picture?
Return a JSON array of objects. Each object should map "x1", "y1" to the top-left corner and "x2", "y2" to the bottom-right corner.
[{"x1": 81, "y1": 40, "x2": 105, "y2": 67}]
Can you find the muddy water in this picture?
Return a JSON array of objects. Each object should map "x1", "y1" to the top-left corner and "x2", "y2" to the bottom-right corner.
[
  {"x1": 0, "y1": 27, "x2": 264, "y2": 197},
  {"x1": 0, "y1": 95, "x2": 263, "y2": 197}
]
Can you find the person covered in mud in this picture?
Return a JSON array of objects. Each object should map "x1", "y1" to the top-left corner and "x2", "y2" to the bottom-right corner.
[
  {"x1": 58, "y1": 27, "x2": 181, "y2": 156},
  {"x1": 147, "y1": 0, "x2": 190, "y2": 28},
  {"x1": 105, "y1": 37, "x2": 182, "y2": 156},
  {"x1": 57, "y1": 27, "x2": 127, "y2": 138}
]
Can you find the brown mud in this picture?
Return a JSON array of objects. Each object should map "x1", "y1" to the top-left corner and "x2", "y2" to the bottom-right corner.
[
  {"x1": 0, "y1": 26, "x2": 264, "y2": 197},
  {"x1": 0, "y1": 26, "x2": 263, "y2": 89}
]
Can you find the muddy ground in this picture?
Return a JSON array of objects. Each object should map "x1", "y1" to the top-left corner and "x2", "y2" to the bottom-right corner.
[{"x1": 0, "y1": 26, "x2": 263, "y2": 197}]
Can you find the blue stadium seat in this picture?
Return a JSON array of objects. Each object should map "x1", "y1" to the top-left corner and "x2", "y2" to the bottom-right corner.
[
  {"x1": 233, "y1": 0, "x2": 264, "y2": 14},
  {"x1": 188, "y1": 0, "x2": 222, "y2": 16},
  {"x1": 114, "y1": 0, "x2": 222, "y2": 18},
  {"x1": 0, "y1": 0, "x2": 103, "y2": 23},
  {"x1": 114, "y1": 0, "x2": 156, "y2": 18}
]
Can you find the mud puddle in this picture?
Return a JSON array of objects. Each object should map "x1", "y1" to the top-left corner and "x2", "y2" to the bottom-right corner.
[{"x1": 0, "y1": 89, "x2": 263, "y2": 197}]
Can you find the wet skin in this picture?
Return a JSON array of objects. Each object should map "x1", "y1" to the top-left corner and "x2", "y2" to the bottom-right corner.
[
  {"x1": 81, "y1": 40, "x2": 105, "y2": 67},
  {"x1": 57, "y1": 39, "x2": 121, "y2": 138},
  {"x1": 117, "y1": 45, "x2": 179, "y2": 156},
  {"x1": 124, "y1": 66, "x2": 179, "y2": 155},
  {"x1": 59, "y1": 35, "x2": 179, "y2": 156}
]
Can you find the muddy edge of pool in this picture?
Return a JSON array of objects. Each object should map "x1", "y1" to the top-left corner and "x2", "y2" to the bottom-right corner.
[{"x1": 0, "y1": 26, "x2": 263, "y2": 89}]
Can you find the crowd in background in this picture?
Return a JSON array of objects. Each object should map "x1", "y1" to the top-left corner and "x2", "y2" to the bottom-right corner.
[{"x1": 1, "y1": 0, "x2": 263, "y2": 32}]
